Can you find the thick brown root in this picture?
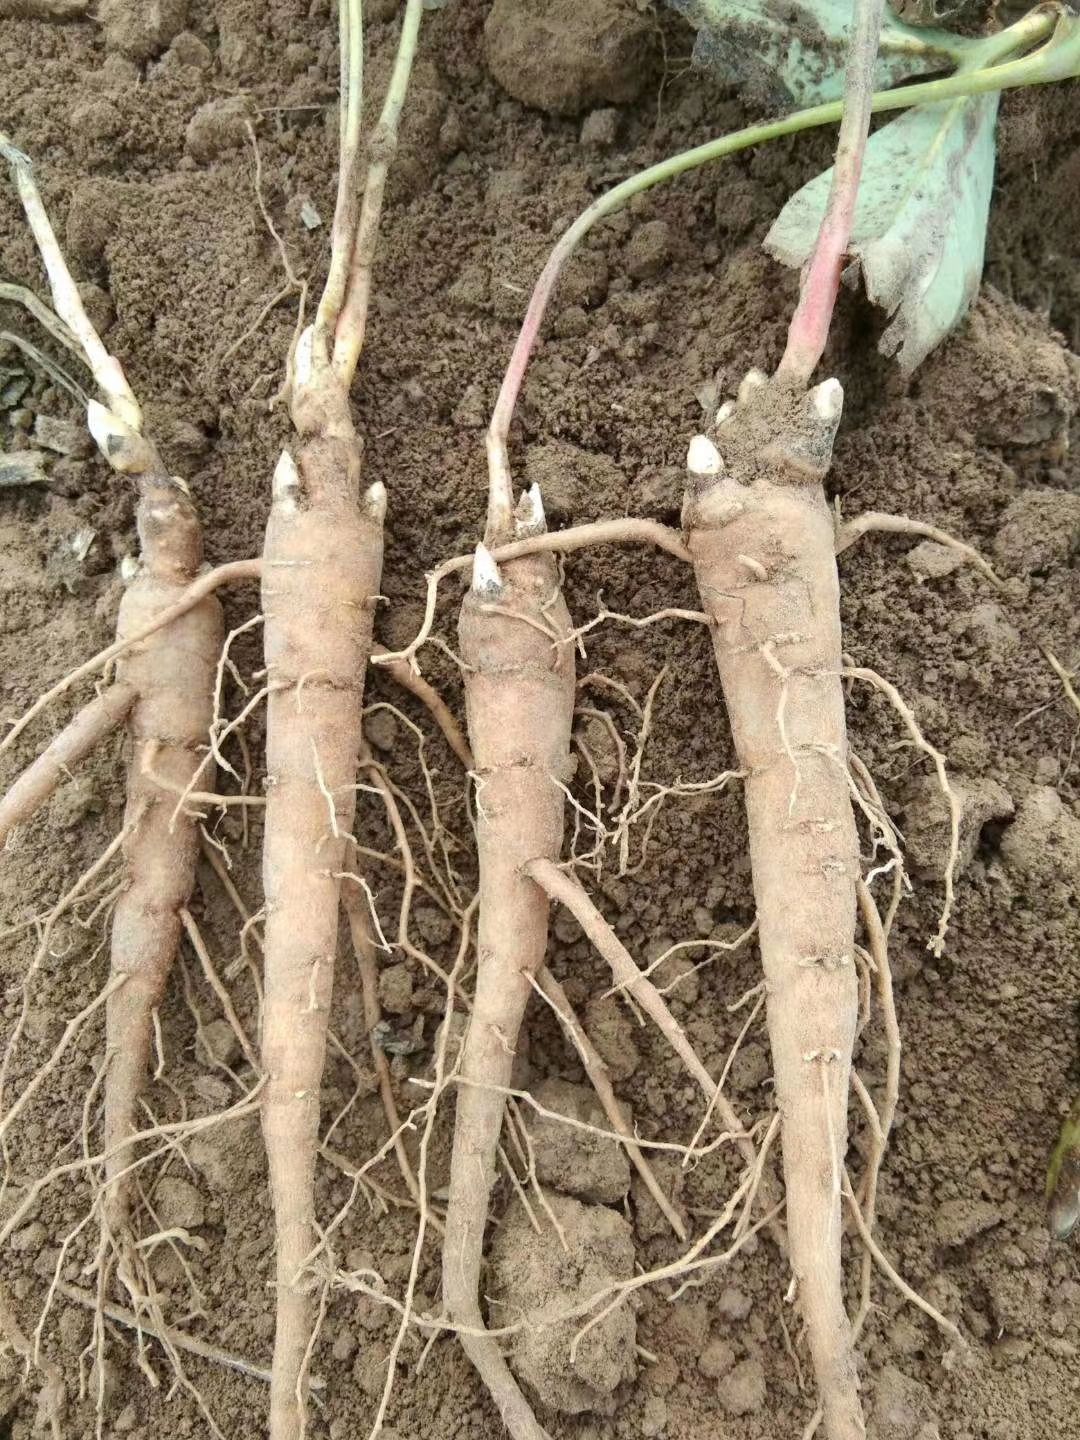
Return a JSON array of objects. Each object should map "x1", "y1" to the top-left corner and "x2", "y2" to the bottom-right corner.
[
  {"x1": 441, "y1": 536, "x2": 575, "y2": 1440},
  {"x1": 259, "y1": 393, "x2": 384, "y2": 1440},
  {"x1": 103, "y1": 483, "x2": 224, "y2": 1244},
  {"x1": 685, "y1": 375, "x2": 864, "y2": 1440}
]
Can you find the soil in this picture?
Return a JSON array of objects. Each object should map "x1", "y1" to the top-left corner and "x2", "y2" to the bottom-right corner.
[{"x1": 1, "y1": 3, "x2": 1079, "y2": 1439}]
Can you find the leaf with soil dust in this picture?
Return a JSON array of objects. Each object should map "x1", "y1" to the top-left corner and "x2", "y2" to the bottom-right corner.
[
  {"x1": 765, "y1": 94, "x2": 998, "y2": 371},
  {"x1": 667, "y1": 0, "x2": 976, "y2": 106}
]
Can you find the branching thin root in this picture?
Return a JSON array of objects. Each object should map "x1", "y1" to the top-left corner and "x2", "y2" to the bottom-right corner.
[
  {"x1": 0, "y1": 1281, "x2": 64, "y2": 1440},
  {"x1": 843, "y1": 665, "x2": 959, "y2": 955},
  {"x1": 835, "y1": 511, "x2": 1005, "y2": 591},
  {"x1": 1, "y1": 560, "x2": 261, "y2": 758},
  {"x1": 531, "y1": 967, "x2": 687, "y2": 1241},
  {"x1": 522, "y1": 858, "x2": 775, "y2": 1219},
  {"x1": 841, "y1": 1171, "x2": 963, "y2": 1348}
]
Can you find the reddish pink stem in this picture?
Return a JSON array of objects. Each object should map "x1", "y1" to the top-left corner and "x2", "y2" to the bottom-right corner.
[
  {"x1": 486, "y1": 245, "x2": 565, "y2": 541},
  {"x1": 777, "y1": 0, "x2": 886, "y2": 384}
]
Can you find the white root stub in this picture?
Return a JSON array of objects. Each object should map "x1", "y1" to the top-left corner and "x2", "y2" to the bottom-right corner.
[
  {"x1": 293, "y1": 324, "x2": 315, "y2": 387},
  {"x1": 272, "y1": 449, "x2": 301, "y2": 511},
  {"x1": 811, "y1": 377, "x2": 844, "y2": 422},
  {"x1": 87, "y1": 399, "x2": 141, "y2": 471},
  {"x1": 687, "y1": 433, "x2": 723, "y2": 477},
  {"x1": 514, "y1": 483, "x2": 546, "y2": 538},
  {"x1": 472, "y1": 542, "x2": 503, "y2": 598},
  {"x1": 365, "y1": 480, "x2": 388, "y2": 522},
  {"x1": 737, "y1": 368, "x2": 768, "y2": 404}
]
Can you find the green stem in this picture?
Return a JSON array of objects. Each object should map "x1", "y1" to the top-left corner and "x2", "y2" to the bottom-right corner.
[
  {"x1": 485, "y1": 4, "x2": 1076, "y2": 530},
  {"x1": 314, "y1": 0, "x2": 364, "y2": 361},
  {"x1": 332, "y1": 0, "x2": 425, "y2": 386}
]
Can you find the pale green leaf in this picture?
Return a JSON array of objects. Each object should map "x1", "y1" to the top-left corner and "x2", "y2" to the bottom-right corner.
[
  {"x1": 764, "y1": 94, "x2": 998, "y2": 371},
  {"x1": 669, "y1": 0, "x2": 977, "y2": 106}
]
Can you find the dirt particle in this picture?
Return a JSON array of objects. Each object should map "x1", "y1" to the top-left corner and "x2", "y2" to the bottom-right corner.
[
  {"x1": 378, "y1": 962, "x2": 414, "y2": 1017},
  {"x1": 99, "y1": 0, "x2": 188, "y2": 61},
  {"x1": 922, "y1": 291, "x2": 1076, "y2": 458},
  {"x1": 986, "y1": 1264, "x2": 1047, "y2": 1337},
  {"x1": 528, "y1": 1077, "x2": 630, "y2": 1203},
  {"x1": 581, "y1": 108, "x2": 620, "y2": 149},
  {"x1": 196, "y1": 1016, "x2": 241, "y2": 1069},
  {"x1": 169, "y1": 31, "x2": 212, "y2": 69},
  {"x1": 77, "y1": 281, "x2": 115, "y2": 335},
  {"x1": 65, "y1": 179, "x2": 122, "y2": 265},
  {"x1": 626, "y1": 221, "x2": 671, "y2": 282},
  {"x1": 484, "y1": 0, "x2": 655, "y2": 115},
  {"x1": 332, "y1": 1330, "x2": 357, "y2": 1363},
  {"x1": 524, "y1": 439, "x2": 622, "y2": 523},
  {"x1": 871, "y1": 1365, "x2": 936, "y2": 1439},
  {"x1": 699, "y1": 1336, "x2": 736, "y2": 1379},
  {"x1": 188, "y1": 1121, "x2": 254, "y2": 1194},
  {"x1": 642, "y1": 1394, "x2": 668, "y2": 1436},
  {"x1": 717, "y1": 1356, "x2": 766, "y2": 1416},
  {"x1": 185, "y1": 96, "x2": 255, "y2": 165},
  {"x1": 906, "y1": 540, "x2": 964, "y2": 583},
  {"x1": 10, "y1": 1220, "x2": 46, "y2": 1253},
  {"x1": 716, "y1": 1285, "x2": 752, "y2": 1322},
  {"x1": 1000, "y1": 785, "x2": 1080, "y2": 890},
  {"x1": 1, "y1": 1, "x2": 89, "y2": 15},
  {"x1": 448, "y1": 263, "x2": 491, "y2": 313},
  {"x1": 631, "y1": 1154, "x2": 686, "y2": 1240},
  {"x1": 958, "y1": 601, "x2": 1020, "y2": 659},
  {"x1": 713, "y1": 175, "x2": 760, "y2": 237},
  {"x1": 364, "y1": 707, "x2": 399, "y2": 753},
  {"x1": 490, "y1": 1193, "x2": 637, "y2": 1413},
  {"x1": 635, "y1": 465, "x2": 683, "y2": 522},
  {"x1": 933, "y1": 1196, "x2": 1004, "y2": 1248},
  {"x1": 69, "y1": 98, "x2": 124, "y2": 143},
  {"x1": 33, "y1": 415, "x2": 92, "y2": 458},
  {"x1": 584, "y1": 993, "x2": 639, "y2": 1082},
  {"x1": 152, "y1": 1176, "x2": 205, "y2": 1230},
  {"x1": 994, "y1": 489, "x2": 1080, "y2": 576},
  {"x1": 900, "y1": 775, "x2": 1014, "y2": 880}
]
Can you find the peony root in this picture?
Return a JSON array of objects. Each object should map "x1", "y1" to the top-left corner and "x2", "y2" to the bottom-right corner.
[
  {"x1": 441, "y1": 491, "x2": 575, "y2": 1440},
  {"x1": 256, "y1": 1, "x2": 424, "y2": 1433}
]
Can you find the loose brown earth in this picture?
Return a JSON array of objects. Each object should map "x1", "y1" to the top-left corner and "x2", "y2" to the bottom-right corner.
[{"x1": 1, "y1": 2, "x2": 1079, "y2": 1438}]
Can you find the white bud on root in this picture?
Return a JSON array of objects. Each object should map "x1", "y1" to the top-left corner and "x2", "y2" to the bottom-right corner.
[
  {"x1": 687, "y1": 433, "x2": 723, "y2": 477},
  {"x1": 472, "y1": 543, "x2": 503, "y2": 598},
  {"x1": 716, "y1": 400, "x2": 737, "y2": 426},
  {"x1": 737, "y1": 368, "x2": 768, "y2": 405},
  {"x1": 810, "y1": 377, "x2": 844, "y2": 422},
  {"x1": 514, "y1": 483, "x2": 546, "y2": 537},
  {"x1": 88, "y1": 400, "x2": 135, "y2": 464},
  {"x1": 294, "y1": 325, "x2": 315, "y2": 388},
  {"x1": 364, "y1": 480, "x2": 388, "y2": 522},
  {"x1": 272, "y1": 449, "x2": 300, "y2": 507}
]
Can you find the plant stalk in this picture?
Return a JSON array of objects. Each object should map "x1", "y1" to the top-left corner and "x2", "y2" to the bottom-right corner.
[
  {"x1": 485, "y1": 2, "x2": 1073, "y2": 532},
  {"x1": 777, "y1": 0, "x2": 886, "y2": 382}
]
